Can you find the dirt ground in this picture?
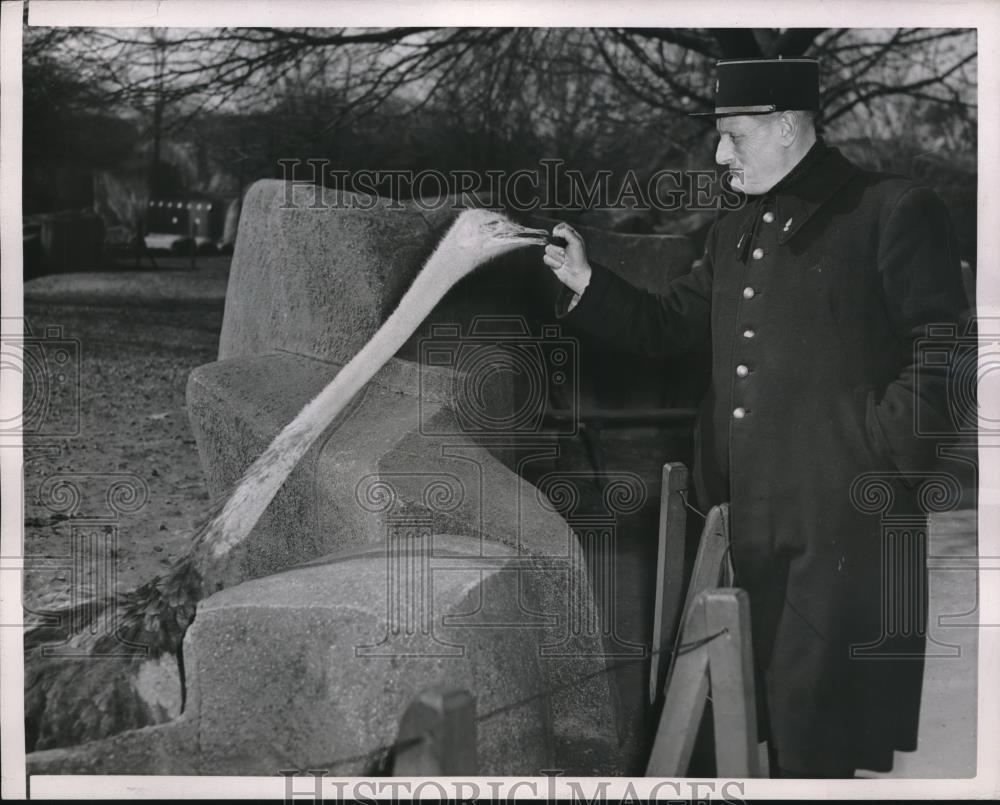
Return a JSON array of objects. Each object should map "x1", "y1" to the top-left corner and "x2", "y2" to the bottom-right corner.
[{"x1": 21, "y1": 258, "x2": 230, "y2": 617}]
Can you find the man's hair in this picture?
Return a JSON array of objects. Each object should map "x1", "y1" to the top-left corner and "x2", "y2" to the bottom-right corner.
[{"x1": 759, "y1": 109, "x2": 819, "y2": 130}]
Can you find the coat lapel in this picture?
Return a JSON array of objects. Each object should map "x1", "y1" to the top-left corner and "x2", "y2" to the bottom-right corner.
[
  {"x1": 728, "y1": 144, "x2": 859, "y2": 260},
  {"x1": 774, "y1": 147, "x2": 859, "y2": 245}
]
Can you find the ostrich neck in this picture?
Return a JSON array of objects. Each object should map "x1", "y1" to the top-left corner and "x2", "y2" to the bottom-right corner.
[
  {"x1": 195, "y1": 235, "x2": 479, "y2": 565},
  {"x1": 294, "y1": 241, "x2": 468, "y2": 443}
]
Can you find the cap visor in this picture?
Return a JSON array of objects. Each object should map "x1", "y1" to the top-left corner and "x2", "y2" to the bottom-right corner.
[
  {"x1": 689, "y1": 111, "x2": 775, "y2": 119},
  {"x1": 688, "y1": 103, "x2": 778, "y2": 118}
]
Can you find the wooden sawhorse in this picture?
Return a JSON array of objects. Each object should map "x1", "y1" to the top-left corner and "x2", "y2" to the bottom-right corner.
[{"x1": 646, "y1": 462, "x2": 764, "y2": 777}]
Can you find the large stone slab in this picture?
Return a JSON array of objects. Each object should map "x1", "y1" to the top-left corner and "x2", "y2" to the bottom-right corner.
[
  {"x1": 186, "y1": 351, "x2": 516, "y2": 583},
  {"x1": 184, "y1": 182, "x2": 671, "y2": 772},
  {"x1": 219, "y1": 181, "x2": 526, "y2": 367},
  {"x1": 219, "y1": 182, "x2": 422, "y2": 365},
  {"x1": 27, "y1": 537, "x2": 562, "y2": 776},
  {"x1": 25, "y1": 718, "x2": 201, "y2": 776},
  {"x1": 185, "y1": 536, "x2": 553, "y2": 775},
  {"x1": 186, "y1": 349, "x2": 622, "y2": 771}
]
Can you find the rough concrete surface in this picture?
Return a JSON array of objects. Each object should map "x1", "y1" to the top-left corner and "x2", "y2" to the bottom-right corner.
[
  {"x1": 219, "y1": 182, "x2": 551, "y2": 372},
  {"x1": 187, "y1": 536, "x2": 552, "y2": 775},
  {"x1": 219, "y1": 182, "x2": 427, "y2": 365},
  {"x1": 186, "y1": 183, "x2": 626, "y2": 770},
  {"x1": 186, "y1": 349, "x2": 623, "y2": 771},
  {"x1": 29, "y1": 537, "x2": 556, "y2": 776},
  {"x1": 184, "y1": 351, "x2": 512, "y2": 582},
  {"x1": 26, "y1": 718, "x2": 202, "y2": 776}
]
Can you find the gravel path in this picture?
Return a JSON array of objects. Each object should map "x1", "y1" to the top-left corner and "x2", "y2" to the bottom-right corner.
[{"x1": 22, "y1": 261, "x2": 228, "y2": 618}]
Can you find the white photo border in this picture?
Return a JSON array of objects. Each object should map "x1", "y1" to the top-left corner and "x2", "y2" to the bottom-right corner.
[{"x1": 2, "y1": 0, "x2": 997, "y2": 799}]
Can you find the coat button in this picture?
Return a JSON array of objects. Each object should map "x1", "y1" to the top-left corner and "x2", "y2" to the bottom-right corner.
[
  {"x1": 742, "y1": 287, "x2": 756, "y2": 299},
  {"x1": 743, "y1": 328, "x2": 755, "y2": 339},
  {"x1": 736, "y1": 364, "x2": 749, "y2": 377},
  {"x1": 762, "y1": 211, "x2": 775, "y2": 223},
  {"x1": 733, "y1": 407, "x2": 746, "y2": 419},
  {"x1": 752, "y1": 247, "x2": 765, "y2": 260}
]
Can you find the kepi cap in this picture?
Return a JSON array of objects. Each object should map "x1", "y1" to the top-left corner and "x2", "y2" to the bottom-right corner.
[{"x1": 690, "y1": 57, "x2": 820, "y2": 118}]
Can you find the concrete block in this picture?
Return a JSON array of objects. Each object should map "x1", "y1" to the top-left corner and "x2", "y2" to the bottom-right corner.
[
  {"x1": 220, "y1": 182, "x2": 422, "y2": 365},
  {"x1": 26, "y1": 717, "x2": 202, "y2": 776},
  {"x1": 185, "y1": 351, "x2": 512, "y2": 584},
  {"x1": 184, "y1": 536, "x2": 553, "y2": 776},
  {"x1": 185, "y1": 350, "x2": 621, "y2": 770},
  {"x1": 220, "y1": 181, "x2": 532, "y2": 367},
  {"x1": 184, "y1": 182, "x2": 625, "y2": 771},
  {"x1": 26, "y1": 531, "x2": 619, "y2": 776}
]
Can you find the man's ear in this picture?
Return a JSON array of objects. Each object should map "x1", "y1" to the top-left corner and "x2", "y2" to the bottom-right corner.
[{"x1": 779, "y1": 111, "x2": 798, "y2": 146}]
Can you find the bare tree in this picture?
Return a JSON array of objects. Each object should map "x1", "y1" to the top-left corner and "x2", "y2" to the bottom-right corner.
[
  {"x1": 26, "y1": 23, "x2": 977, "y2": 244},
  {"x1": 597, "y1": 28, "x2": 976, "y2": 134},
  {"x1": 32, "y1": 25, "x2": 975, "y2": 157}
]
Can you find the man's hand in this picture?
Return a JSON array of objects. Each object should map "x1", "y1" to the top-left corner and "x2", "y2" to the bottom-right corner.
[{"x1": 543, "y1": 222, "x2": 592, "y2": 296}]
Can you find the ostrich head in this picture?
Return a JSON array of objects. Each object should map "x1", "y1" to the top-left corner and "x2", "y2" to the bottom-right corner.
[{"x1": 440, "y1": 208, "x2": 550, "y2": 262}]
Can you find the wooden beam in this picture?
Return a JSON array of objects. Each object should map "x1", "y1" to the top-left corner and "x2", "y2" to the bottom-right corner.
[
  {"x1": 393, "y1": 686, "x2": 477, "y2": 776},
  {"x1": 650, "y1": 462, "x2": 688, "y2": 705},
  {"x1": 645, "y1": 593, "x2": 711, "y2": 776},
  {"x1": 646, "y1": 589, "x2": 761, "y2": 778},
  {"x1": 680, "y1": 503, "x2": 732, "y2": 621},
  {"x1": 705, "y1": 589, "x2": 760, "y2": 777}
]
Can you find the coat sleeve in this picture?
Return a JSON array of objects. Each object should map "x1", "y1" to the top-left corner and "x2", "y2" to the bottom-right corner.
[
  {"x1": 552, "y1": 225, "x2": 716, "y2": 359},
  {"x1": 868, "y1": 185, "x2": 971, "y2": 475}
]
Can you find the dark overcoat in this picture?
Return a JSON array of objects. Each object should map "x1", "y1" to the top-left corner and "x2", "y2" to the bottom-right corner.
[{"x1": 556, "y1": 141, "x2": 969, "y2": 774}]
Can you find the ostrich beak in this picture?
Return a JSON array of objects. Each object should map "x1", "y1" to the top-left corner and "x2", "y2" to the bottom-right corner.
[{"x1": 508, "y1": 224, "x2": 550, "y2": 246}]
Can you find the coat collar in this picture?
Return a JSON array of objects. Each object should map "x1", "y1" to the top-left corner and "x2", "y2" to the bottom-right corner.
[
  {"x1": 732, "y1": 141, "x2": 859, "y2": 253},
  {"x1": 770, "y1": 141, "x2": 859, "y2": 244}
]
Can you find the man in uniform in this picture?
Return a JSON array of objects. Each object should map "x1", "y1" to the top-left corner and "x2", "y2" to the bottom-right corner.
[{"x1": 542, "y1": 58, "x2": 970, "y2": 778}]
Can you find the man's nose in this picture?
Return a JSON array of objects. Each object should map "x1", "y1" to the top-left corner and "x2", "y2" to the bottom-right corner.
[{"x1": 716, "y1": 137, "x2": 733, "y2": 166}]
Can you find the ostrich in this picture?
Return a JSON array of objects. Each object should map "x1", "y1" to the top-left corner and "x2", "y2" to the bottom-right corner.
[{"x1": 25, "y1": 209, "x2": 552, "y2": 751}]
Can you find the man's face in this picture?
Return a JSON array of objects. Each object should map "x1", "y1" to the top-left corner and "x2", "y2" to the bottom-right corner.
[{"x1": 715, "y1": 114, "x2": 787, "y2": 196}]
